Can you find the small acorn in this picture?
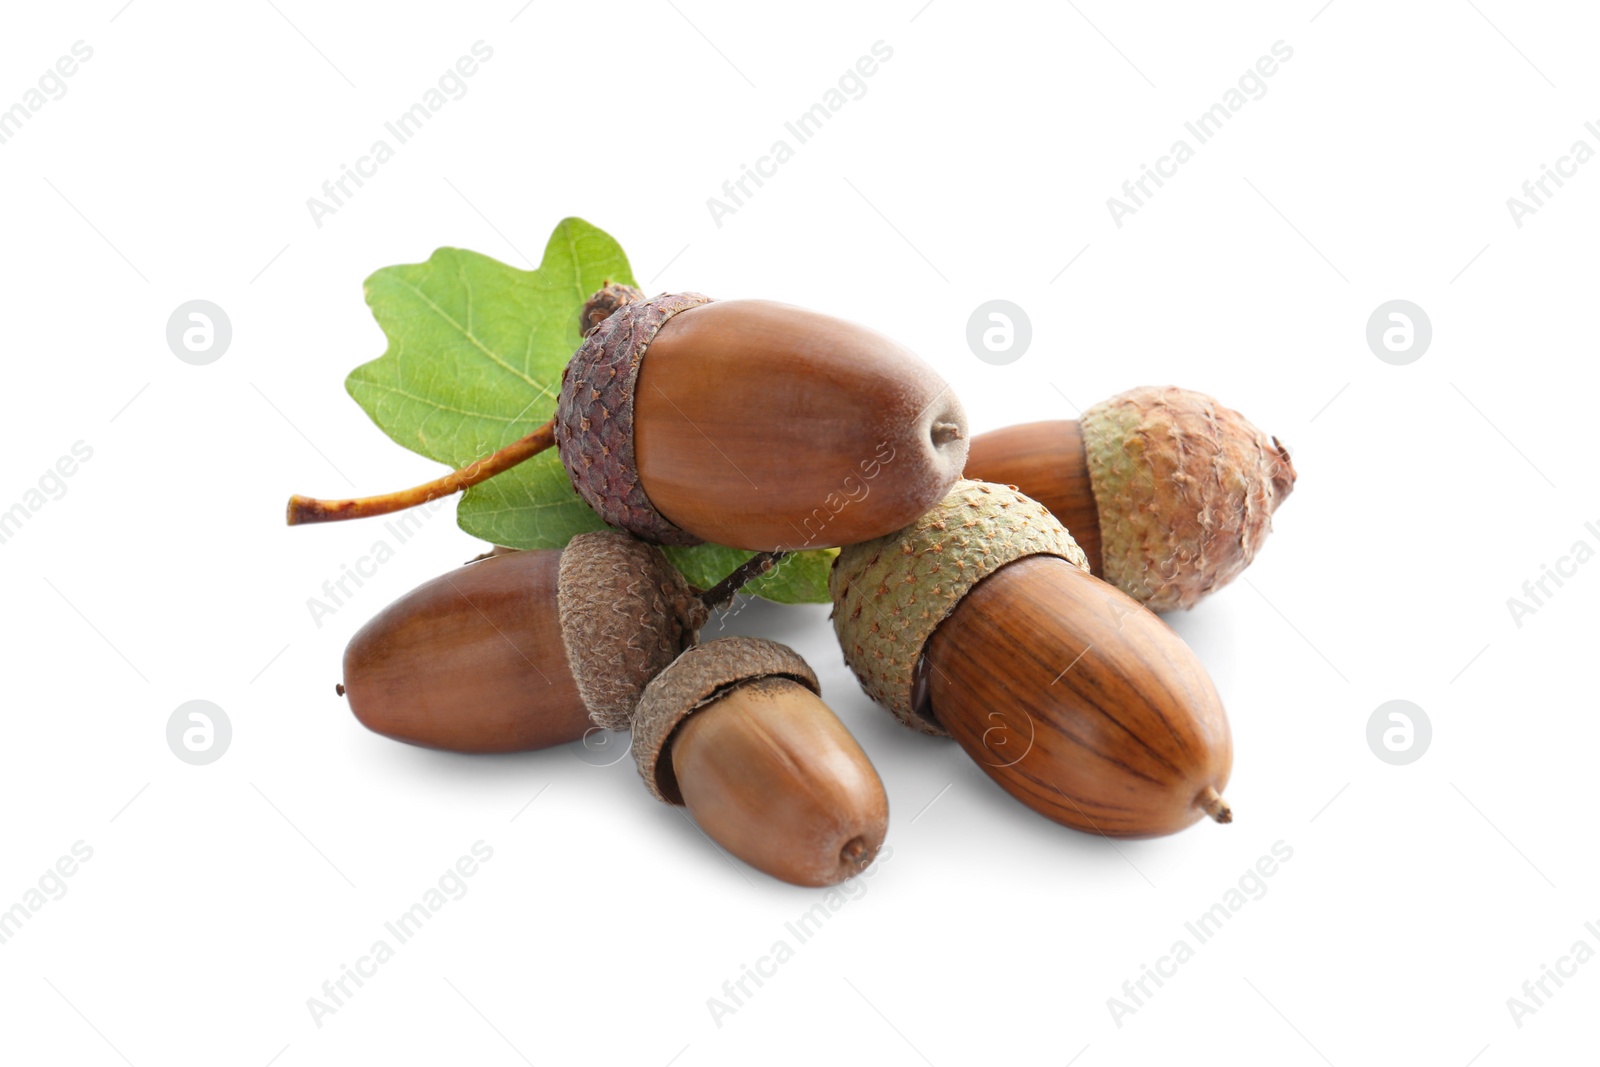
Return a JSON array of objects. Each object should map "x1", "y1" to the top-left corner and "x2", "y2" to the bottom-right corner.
[
  {"x1": 340, "y1": 532, "x2": 706, "y2": 753},
  {"x1": 830, "y1": 480, "x2": 1232, "y2": 838},
  {"x1": 632, "y1": 637, "x2": 888, "y2": 886},
  {"x1": 962, "y1": 386, "x2": 1296, "y2": 611},
  {"x1": 290, "y1": 288, "x2": 969, "y2": 553}
]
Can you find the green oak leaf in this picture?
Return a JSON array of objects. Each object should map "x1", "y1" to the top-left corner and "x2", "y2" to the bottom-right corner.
[
  {"x1": 345, "y1": 217, "x2": 833, "y2": 604},
  {"x1": 661, "y1": 545, "x2": 838, "y2": 606}
]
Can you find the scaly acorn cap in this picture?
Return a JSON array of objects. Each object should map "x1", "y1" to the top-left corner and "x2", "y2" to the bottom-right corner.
[
  {"x1": 631, "y1": 637, "x2": 820, "y2": 804},
  {"x1": 553, "y1": 291, "x2": 714, "y2": 545},
  {"x1": 556, "y1": 531, "x2": 709, "y2": 730},
  {"x1": 1080, "y1": 386, "x2": 1297, "y2": 612},
  {"x1": 580, "y1": 281, "x2": 645, "y2": 335},
  {"x1": 830, "y1": 479, "x2": 1088, "y2": 735}
]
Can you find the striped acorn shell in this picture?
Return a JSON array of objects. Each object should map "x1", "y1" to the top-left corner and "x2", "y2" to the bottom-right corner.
[{"x1": 829, "y1": 480, "x2": 1087, "y2": 735}]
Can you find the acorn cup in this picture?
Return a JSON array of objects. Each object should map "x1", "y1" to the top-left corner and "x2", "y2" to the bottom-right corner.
[
  {"x1": 962, "y1": 386, "x2": 1296, "y2": 611},
  {"x1": 830, "y1": 480, "x2": 1233, "y2": 838},
  {"x1": 289, "y1": 285, "x2": 969, "y2": 553},
  {"x1": 340, "y1": 532, "x2": 706, "y2": 753},
  {"x1": 631, "y1": 637, "x2": 888, "y2": 887},
  {"x1": 340, "y1": 539, "x2": 887, "y2": 887}
]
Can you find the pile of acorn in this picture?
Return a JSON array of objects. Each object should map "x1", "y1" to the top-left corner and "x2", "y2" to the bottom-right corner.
[{"x1": 288, "y1": 284, "x2": 1296, "y2": 887}]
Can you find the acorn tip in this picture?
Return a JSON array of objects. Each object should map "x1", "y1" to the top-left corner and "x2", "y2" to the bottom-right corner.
[{"x1": 1199, "y1": 786, "x2": 1232, "y2": 824}]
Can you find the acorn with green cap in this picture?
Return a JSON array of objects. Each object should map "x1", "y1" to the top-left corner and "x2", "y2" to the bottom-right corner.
[{"x1": 830, "y1": 480, "x2": 1234, "y2": 838}]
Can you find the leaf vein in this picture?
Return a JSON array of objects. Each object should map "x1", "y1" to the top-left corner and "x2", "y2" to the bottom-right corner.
[{"x1": 392, "y1": 276, "x2": 541, "y2": 391}]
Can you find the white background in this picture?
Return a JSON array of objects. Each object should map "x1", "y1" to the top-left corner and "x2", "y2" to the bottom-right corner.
[{"x1": 1, "y1": 2, "x2": 1595, "y2": 1064}]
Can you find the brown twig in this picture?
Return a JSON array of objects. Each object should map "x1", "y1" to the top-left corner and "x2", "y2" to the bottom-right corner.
[
  {"x1": 287, "y1": 420, "x2": 556, "y2": 526},
  {"x1": 699, "y1": 551, "x2": 788, "y2": 609}
]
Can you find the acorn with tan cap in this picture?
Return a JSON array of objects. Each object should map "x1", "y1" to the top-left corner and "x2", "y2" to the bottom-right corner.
[
  {"x1": 831, "y1": 480, "x2": 1233, "y2": 837},
  {"x1": 963, "y1": 386, "x2": 1296, "y2": 611}
]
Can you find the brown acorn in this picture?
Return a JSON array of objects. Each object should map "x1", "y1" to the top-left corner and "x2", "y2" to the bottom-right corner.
[
  {"x1": 611, "y1": 297, "x2": 968, "y2": 550},
  {"x1": 340, "y1": 532, "x2": 706, "y2": 753},
  {"x1": 831, "y1": 481, "x2": 1232, "y2": 838},
  {"x1": 962, "y1": 386, "x2": 1296, "y2": 611},
  {"x1": 632, "y1": 638, "x2": 888, "y2": 886},
  {"x1": 289, "y1": 289, "x2": 969, "y2": 553}
]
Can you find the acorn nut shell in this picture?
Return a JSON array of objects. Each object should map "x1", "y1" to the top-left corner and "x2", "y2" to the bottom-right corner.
[
  {"x1": 557, "y1": 292, "x2": 971, "y2": 552},
  {"x1": 831, "y1": 480, "x2": 1233, "y2": 838},
  {"x1": 829, "y1": 480, "x2": 1087, "y2": 734},
  {"x1": 633, "y1": 637, "x2": 889, "y2": 887},
  {"x1": 341, "y1": 532, "x2": 704, "y2": 751},
  {"x1": 964, "y1": 386, "x2": 1296, "y2": 611},
  {"x1": 632, "y1": 637, "x2": 820, "y2": 803}
]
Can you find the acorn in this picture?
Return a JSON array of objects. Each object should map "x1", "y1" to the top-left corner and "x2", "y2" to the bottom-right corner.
[
  {"x1": 289, "y1": 289, "x2": 970, "y2": 553},
  {"x1": 962, "y1": 386, "x2": 1296, "y2": 611},
  {"x1": 340, "y1": 532, "x2": 706, "y2": 753},
  {"x1": 830, "y1": 480, "x2": 1232, "y2": 838},
  {"x1": 632, "y1": 637, "x2": 888, "y2": 886}
]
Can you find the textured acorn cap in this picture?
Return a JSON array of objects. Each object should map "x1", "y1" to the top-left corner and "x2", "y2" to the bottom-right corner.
[
  {"x1": 632, "y1": 637, "x2": 819, "y2": 804},
  {"x1": 1081, "y1": 386, "x2": 1296, "y2": 612},
  {"x1": 553, "y1": 291, "x2": 714, "y2": 545},
  {"x1": 557, "y1": 531, "x2": 708, "y2": 730},
  {"x1": 580, "y1": 281, "x2": 645, "y2": 335},
  {"x1": 830, "y1": 479, "x2": 1088, "y2": 735}
]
